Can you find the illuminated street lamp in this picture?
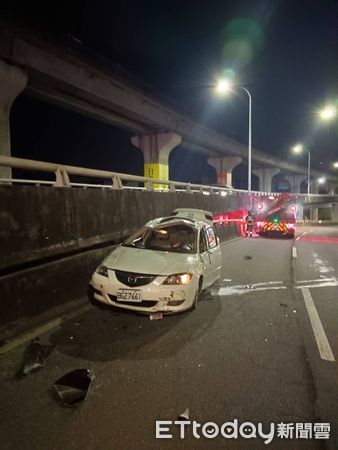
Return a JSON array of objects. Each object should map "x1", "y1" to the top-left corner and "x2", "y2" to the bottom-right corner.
[
  {"x1": 318, "y1": 177, "x2": 326, "y2": 184},
  {"x1": 292, "y1": 144, "x2": 311, "y2": 195},
  {"x1": 333, "y1": 161, "x2": 338, "y2": 169},
  {"x1": 319, "y1": 105, "x2": 337, "y2": 121},
  {"x1": 216, "y1": 79, "x2": 252, "y2": 192}
]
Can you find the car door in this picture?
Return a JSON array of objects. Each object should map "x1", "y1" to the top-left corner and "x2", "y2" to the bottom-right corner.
[
  {"x1": 205, "y1": 225, "x2": 222, "y2": 285},
  {"x1": 198, "y1": 228, "x2": 213, "y2": 289}
]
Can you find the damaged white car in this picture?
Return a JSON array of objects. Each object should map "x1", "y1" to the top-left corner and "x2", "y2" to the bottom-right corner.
[{"x1": 89, "y1": 213, "x2": 222, "y2": 314}]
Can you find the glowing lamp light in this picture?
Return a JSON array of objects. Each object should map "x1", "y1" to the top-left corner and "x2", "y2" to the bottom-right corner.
[
  {"x1": 216, "y1": 79, "x2": 233, "y2": 94},
  {"x1": 292, "y1": 144, "x2": 303, "y2": 154},
  {"x1": 333, "y1": 162, "x2": 338, "y2": 169},
  {"x1": 319, "y1": 105, "x2": 337, "y2": 121},
  {"x1": 318, "y1": 177, "x2": 326, "y2": 184},
  {"x1": 257, "y1": 202, "x2": 264, "y2": 211}
]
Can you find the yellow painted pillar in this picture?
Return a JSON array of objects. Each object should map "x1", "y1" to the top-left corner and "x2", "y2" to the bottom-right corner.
[{"x1": 131, "y1": 132, "x2": 181, "y2": 190}]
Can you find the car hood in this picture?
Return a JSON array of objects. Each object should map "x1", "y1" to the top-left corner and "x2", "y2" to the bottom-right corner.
[{"x1": 103, "y1": 246, "x2": 197, "y2": 275}]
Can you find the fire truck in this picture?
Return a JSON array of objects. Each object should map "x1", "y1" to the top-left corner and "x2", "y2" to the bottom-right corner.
[{"x1": 255, "y1": 193, "x2": 296, "y2": 238}]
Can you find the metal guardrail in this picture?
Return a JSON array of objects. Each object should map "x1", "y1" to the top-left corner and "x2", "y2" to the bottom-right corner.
[{"x1": 0, "y1": 156, "x2": 336, "y2": 198}]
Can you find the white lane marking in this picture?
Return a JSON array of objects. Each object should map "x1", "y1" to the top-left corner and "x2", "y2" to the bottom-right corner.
[
  {"x1": 296, "y1": 230, "x2": 309, "y2": 241},
  {"x1": 301, "y1": 288, "x2": 335, "y2": 362},
  {"x1": 296, "y1": 278, "x2": 336, "y2": 284},
  {"x1": 296, "y1": 280, "x2": 338, "y2": 289},
  {"x1": 217, "y1": 281, "x2": 286, "y2": 296},
  {"x1": 310, "y1": 255, "x2": 335, "y2": 274},
  {"x1": 215, "y1": 277, "x2": 338, "y2": 296},
  {"x1": 292, "y1": 246, "x2": 297, "y2": 258}
]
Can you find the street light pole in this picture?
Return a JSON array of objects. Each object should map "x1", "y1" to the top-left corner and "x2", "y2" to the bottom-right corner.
[
  {"x1": 307, "y1": 150, "x2": 311, "y2": 195},
  {"x1": 215, "y1": 80, "x2": 252, "y2": 192},
  {"x1": 240, "y1": 87, "x2": 252, "y2": 192}
]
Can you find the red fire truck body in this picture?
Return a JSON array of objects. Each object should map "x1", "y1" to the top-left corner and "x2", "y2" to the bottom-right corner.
[{"x1": 255, "y1": 194, "x2": 296, "y2": 238}]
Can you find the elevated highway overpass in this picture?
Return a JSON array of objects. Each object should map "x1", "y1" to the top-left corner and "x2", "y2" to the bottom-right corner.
[{"x1": 1, "y1": 21, "x2": 337, "y2": 192}]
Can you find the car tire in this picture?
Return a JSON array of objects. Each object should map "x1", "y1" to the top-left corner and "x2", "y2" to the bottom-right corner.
[{"x1": 192, "y1": 277, "x2": 203, "y2": 310}]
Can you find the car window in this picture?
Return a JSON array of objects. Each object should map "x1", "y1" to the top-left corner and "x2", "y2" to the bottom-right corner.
[
  {"x1": 123, "y1": 224, "x2": 197, "y2": 254},
  {"x1": 199, "y1": 229, "x2": 207, "y2": 253},
  {"x1": 206, "y1": 226, "x2": 217, "y2": 249},
  {"x1": 123, "y1": 227, "x2": 151, "y2": 248}
]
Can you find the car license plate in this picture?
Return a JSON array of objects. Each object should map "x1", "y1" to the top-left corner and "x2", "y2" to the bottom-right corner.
[{"x1": 117, "y1": 289, "x2": 142, "y2": 302}]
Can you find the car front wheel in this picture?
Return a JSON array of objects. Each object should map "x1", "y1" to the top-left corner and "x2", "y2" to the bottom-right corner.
[{"x1": 192, "y1": 277, "x2": 203, "y2": 310}]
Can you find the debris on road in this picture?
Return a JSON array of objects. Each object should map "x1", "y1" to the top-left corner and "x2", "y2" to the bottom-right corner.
[
  {"x1": 264, "y1": 339, "x2": 269, "y2": 343},
  {"x1": 53, "y1": 369, "x2": 94, "y2": 407},
  {"x1": 18, "y1": 341, "x2": 54, "y2": 378},
  {"x1": 178, "y1": 408, "x2": 189, "y2": 420},
  {"x1": 244, "y1": 255, "x2": 253, "y2": 260},
  {"x1": 150, "y1": 313, "x2": 163, "y2": 320},
  {"x1": 293, "y1": 309, "x2": 297, "y2": 314},
  {"x1": 280, "y1": 303, "x2": 288, "y2": 308}
]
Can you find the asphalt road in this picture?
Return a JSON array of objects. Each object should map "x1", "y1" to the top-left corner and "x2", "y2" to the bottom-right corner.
[{"x1": 1, "y1": 225, "x2": 338, "y2": 450}]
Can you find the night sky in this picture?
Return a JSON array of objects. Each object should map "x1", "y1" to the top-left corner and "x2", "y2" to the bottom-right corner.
[{"x1": 3, "y1": 0, "x2": 338, "y2": 185}]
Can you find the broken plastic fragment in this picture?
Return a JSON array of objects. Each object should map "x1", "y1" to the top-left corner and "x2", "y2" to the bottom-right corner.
[
  {"x1": 150, "y1": 313, "x2": 163, "y2": 320},
  {"x1": 178, "y1": 408, "x2": 189, "y2": 420},
  {"x1": 53, "y1": 369, "x2": 94, "y2": 407},
  {"x1": 19, "y1": 341, "x2": 54, "y2": 378}
]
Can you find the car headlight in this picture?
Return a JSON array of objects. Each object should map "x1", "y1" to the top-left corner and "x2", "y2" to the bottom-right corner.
[
  {"x1": 96, "y1": 265, "x2": 109, "y2": 277},
  {"x1": 162, "y1": 273, "x2": 192, "y2": 285}
]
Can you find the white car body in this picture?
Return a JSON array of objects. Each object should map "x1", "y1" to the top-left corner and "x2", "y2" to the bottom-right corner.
[
  {"x1": 171, "y1": 208, "x2": 214, "y2": 225},
  {"x1": 90, "y1": 215, "x2": 222, "y2": 314}
]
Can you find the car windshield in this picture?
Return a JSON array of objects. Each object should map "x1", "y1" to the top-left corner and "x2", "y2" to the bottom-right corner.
[{"x1": 123, "y1": 224, "x2": 197, "y2": 253}]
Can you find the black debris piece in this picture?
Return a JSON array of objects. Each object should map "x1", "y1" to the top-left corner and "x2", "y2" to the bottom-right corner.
[
  {"x1": 18, "y1": 341, "x2": 54, "y2": 378},
  {"x1": 53, "y1": 369, "x2": 94, "y2": 407}
]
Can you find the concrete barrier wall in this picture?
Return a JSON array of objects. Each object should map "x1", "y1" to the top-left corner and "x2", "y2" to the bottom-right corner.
[
  {"x1": 0, "y1": 185, "x2": 247, "y2": 327},
  {"x1": 0, "y1": 185, "x2": 246, "y2": 271}
]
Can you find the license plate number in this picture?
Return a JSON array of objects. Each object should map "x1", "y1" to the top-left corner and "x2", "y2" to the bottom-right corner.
[{"x1": 117, "y1": 290, "x2": 142, "y2": 302}]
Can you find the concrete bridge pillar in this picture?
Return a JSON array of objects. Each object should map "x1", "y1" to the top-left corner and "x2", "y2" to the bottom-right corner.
[
  {"x1": 207, "y1": 156, "x2": 242, "y2": 187},
  {"x1": 328, "y1": 182, "x2": 338, "y2": 195},
  {"x1": 131, "y1": 132, "x2": 182, "y2": 187},
  {"x1": 284, "y1": 174, "x2": 306, "y2": 193},
  {"x1": 296, "y1": 203, "x2": 304, "y2": 221},
  {"x1": 0, "y1": 61, "x2": 27, "y2": 179},
  {"x1": 253, "y1": 167, "x2": 280, "y2": 192},
  {"x1": 311, "y1": 179, "x2": 321, "y2": 195},
  {"x1": 332, "y1": 204, "x2": 338, "y2": 221},
  {"x1": 309, "y1": 207, "x2": 319, "y2": 221}
]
